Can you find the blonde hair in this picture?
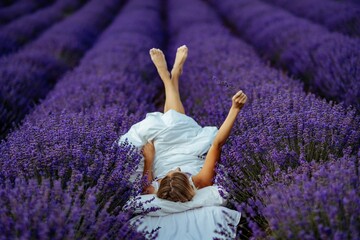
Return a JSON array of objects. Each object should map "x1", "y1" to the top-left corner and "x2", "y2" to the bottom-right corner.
[{"x1": 157, "y1": 172, "x2": 195, "y2": 202}]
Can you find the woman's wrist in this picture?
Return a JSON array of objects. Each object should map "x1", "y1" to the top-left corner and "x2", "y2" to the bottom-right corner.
[{"x1": 230, "y1": 106, "x2": 241, "y2": 115}]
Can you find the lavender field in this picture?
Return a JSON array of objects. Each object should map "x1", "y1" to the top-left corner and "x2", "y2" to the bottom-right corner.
[{"x1": 0, "y1": 0, "x2": 359, "y2": 239}]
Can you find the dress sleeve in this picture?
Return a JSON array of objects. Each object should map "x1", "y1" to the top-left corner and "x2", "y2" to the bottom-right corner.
[
  {"x1": 117, "y1": 121, "x2": 147, "y2": 148},
  {"x1": 117, "y1": 112, "x2": 165, "y2": 148}
]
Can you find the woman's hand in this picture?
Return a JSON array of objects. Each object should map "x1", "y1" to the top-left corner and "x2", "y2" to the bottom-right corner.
[
  {"x1": 231, "y1": 90, "x2": 247, "y2": 111},
  {"x1": 142, "y1": 141, "x2": 155, "y2": 163}
]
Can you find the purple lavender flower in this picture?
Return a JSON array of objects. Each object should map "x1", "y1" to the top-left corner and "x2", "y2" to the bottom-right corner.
[
  {"x1": 0, "y1": 0, "x2": 359, "y2": 239},
  {"x1": 167, "y1": 0, "x2": 360, "y2": 238},
  {"x1": 261, "y1": 0, "x2": 360, "y2": 37},
  {"x1": 1, "y1": 0, "x2": 164, "y2": 238},
  {"x1": 0, "y1": 177, "x2": 149, "y2": 239},
  {"x1": 0, "y1": 0, "x2": 52, "y2": 25},
  {"x1": 252, "y1": 153, "x2": 360, "y2": 239},
  {"x1": 0, "y1": 0, "x2": 124, "y2": 139},
  {"x1": 0, "y1": 0, "x2": 85, "y2": 57},
  {"x1": 209, "y1": 0, "x2": 360, "y2": 110}
]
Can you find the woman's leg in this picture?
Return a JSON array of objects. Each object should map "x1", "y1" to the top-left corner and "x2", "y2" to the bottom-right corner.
[
  {"x1": 149, "y1": 47, "x2": 187, "y2": 114},
  {"x1": 170, "y1": 45, "x2": 188, "y2": 94}
]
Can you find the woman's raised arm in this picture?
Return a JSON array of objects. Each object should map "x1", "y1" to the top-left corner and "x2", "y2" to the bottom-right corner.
[{"x1": 193, "y1": 90, "x2": 247, "y2": 189}]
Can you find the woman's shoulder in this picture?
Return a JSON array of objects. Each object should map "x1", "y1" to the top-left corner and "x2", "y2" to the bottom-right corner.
[{"x1": 191, "y1": 173, "x2": 214, "y2": 190}]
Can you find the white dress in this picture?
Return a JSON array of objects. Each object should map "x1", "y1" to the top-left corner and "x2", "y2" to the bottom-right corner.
[
  {"x1": 117, "y1": 109, "x2": 218, "y2": 182},
  {"x1": 120, "y1": 111, "x2": 242, "y2": 239}
]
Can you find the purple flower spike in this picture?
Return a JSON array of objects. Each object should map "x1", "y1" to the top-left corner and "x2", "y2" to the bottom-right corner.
[
  {"x1": 167, "y1": 0, "x2": 360, "y2": 237},
  {"x1": 0, "y1": 0, "x2": 125, "y2": 138},
  {"x1": 209, "y1": 0, "x2": 360, "y2": 110}
]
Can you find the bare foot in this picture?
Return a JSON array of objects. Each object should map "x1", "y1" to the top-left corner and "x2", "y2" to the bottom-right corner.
[
  {"x1": 171, "y1": 45, "x2": 188, "y2": 77},
  {"x1": 149, "y1": 48, "x2": 170, "y2": 81}
]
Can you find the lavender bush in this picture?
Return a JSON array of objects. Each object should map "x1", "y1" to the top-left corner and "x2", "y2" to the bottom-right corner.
[
  {"x1": 348, "y1": 0, "x2": 360, "y2": 4},
  {"x1": 0, "y1": 0, "x2": 52, "y2": 25},
  {"x1": 0, "y1": 0, "x2": 86, "y2": 57},
  {"x1": 1, "y1": 0, "x2": 164, "y2": 238},
  {"x1": 167, "y1": 0, "x2": 360, "y2": 238},
  {"x1": 1, "y1": 0, "x2": 359, "y2": 238},
  {"x1": 208, "y1": 0, "x2": 360, "y2": 111},
  {"x1": 0, "y1": 0, "x2": 124, "y2": 139},
  {"x1": 0, "y1": 0, "x2": 15, "y2": 8},
  {"x1": 340, "y1": 0, "x2": 360, "y2": 4},
  {"x1": 0, "y1": 177, "x2": 150, "y2": 239},
  {"x1": 261, "y1": 0, "x2": 360, "y2": 37},
  {"x1": 0, "y1": 0, "x2": 163, "y2": 190},
  {"x1": 27, "y1": 4, "x2": 163, "y2": 116},
  {"x1": 254, "y1": 152, "x2": 360, "y2": 239}
]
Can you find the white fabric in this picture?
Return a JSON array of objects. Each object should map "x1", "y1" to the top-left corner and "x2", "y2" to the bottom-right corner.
[
  {"x1": 123, "y1": 185, "x2": 228, "y2": 216},
  {"x1": 130, "y1": 206, "x2": 241, "y2": 240},
  {"x1": 119, "y1": 110, "x2": 241, "y2": 239},
  {"x1": 117, "y1": 110, "x2": 218, "y2": 181}
]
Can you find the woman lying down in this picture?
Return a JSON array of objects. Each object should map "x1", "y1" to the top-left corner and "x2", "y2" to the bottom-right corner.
[{"x1": 118, "y1": 45, "x2": 247, "y2": 239}]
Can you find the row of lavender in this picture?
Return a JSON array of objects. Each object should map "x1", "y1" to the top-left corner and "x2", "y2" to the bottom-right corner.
[
  {"x1": 347, "y1": 0, "x2": 360, "y2": 4},
  {"x1": 207, "y1": 0, "x2": 360, "y2": 111},
  {"x1": 324, "y1": 0, "x2": 360, "y2": 5},
  {"x1": 0, "y1": 0, "x2": 15, "y2": 8},
  {"x1": 0, "y1": 0, "x2": 86, "y2": 57},
  {"x1": 0, "y1": 0, "x2": 123, "y2": 139},
  {"x1": 261, "y1": 0, "x2": 360, "y2": 37},
  {"x1": 0, "y1": 0, "x2": 52, "y2": 25},
  {"x1": 168, "y1": 0, "x2": 360, "y2": 238},
  {"x1": 0, "y1": 0, "x2": 165, "y2": 238}
]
